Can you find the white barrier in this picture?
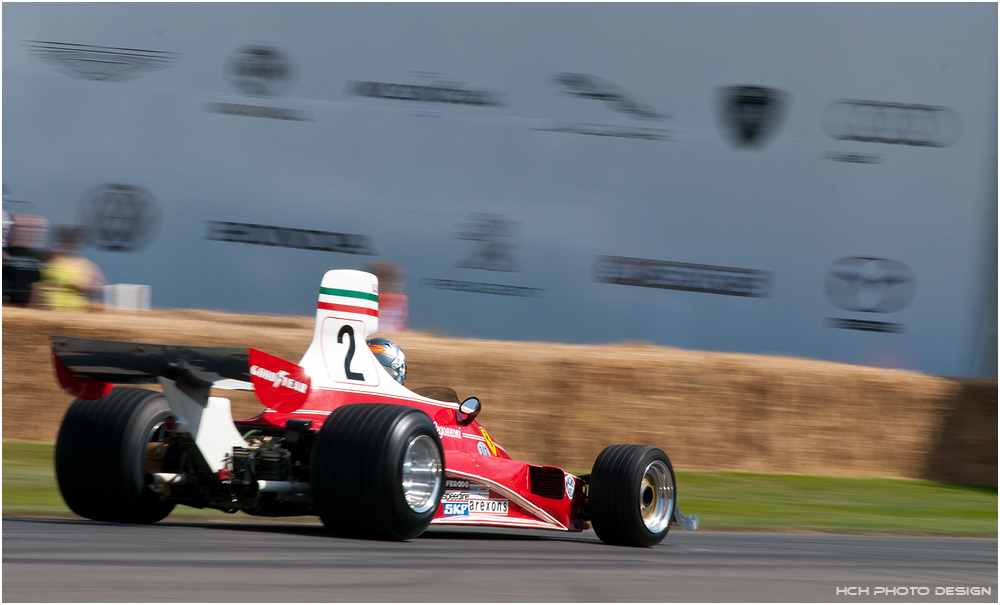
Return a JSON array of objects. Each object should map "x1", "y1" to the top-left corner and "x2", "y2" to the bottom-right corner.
[{"x1": 103, "y1": 284, "x2": 151, "y2": 312}]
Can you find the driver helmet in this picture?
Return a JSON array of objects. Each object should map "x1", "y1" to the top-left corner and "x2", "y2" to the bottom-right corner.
[{"x1": 367, "y1": 338, "x2": 406, "y2": 385}]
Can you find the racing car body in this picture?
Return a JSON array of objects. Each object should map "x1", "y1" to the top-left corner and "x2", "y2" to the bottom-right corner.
[{"x1": 51, "y1": 270, "x2": 697, "y2": 546}]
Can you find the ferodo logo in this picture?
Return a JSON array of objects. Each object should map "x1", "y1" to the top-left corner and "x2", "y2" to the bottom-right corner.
[{"x1": 248, "y1": 348, "x2": 311, "y2": 413}]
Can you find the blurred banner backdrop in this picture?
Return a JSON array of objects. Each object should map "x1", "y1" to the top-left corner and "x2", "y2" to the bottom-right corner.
[{"x1": 3, "y1": 3, "x2": 997, "y2": 377}]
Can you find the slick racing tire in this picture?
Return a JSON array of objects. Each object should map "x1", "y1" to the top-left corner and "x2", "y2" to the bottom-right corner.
[
  {"x1": 55, "y1": 388, "x2": 176, "y2": 524},
  {"x1": 588, "y1": 444, "x2": 676, "y2": 547},
  {"x1": 311, "y1": 404, "x2": 444, "y2": 541}
]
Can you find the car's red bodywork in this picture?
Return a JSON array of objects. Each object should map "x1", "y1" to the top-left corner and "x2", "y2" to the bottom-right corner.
[{"x1": 236, "y1": 374, "x2": 587, "y2": 532}]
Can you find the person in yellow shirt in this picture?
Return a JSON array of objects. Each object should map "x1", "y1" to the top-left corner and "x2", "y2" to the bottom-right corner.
[{"x1": 38, "y1": 227, "x2": 106, "y2": 312}]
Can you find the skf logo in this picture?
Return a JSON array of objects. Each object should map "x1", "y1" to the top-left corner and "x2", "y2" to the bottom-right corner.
[
  {"x1": 480, "y1": 428, "x2": 498, "y2": 457},
  {"x1": 227, "y1": 45, "x2": 296, "y2": 97},
  {"x1": 77, "y1": 184, "x2": 161, "y2": 252},
  {"x1": 717, "y1": 85, "x2": 788, "y2": 148},
  {"x1": 822, "y1": 100, "x2": 961, "y2": 147},
  {"x1": 825, "y1": 257, "x2": 916, "y2": 313},
  {"x1": 443, "y1": 502, "x2": 469, "y2": 516}
]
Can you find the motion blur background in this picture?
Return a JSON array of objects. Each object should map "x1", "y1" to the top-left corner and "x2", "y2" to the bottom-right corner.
[{"x1": 3, "y1": 3, "x2": 996, "y2": 377}]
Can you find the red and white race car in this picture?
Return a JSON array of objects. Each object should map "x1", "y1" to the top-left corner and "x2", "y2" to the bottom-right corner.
[{"x1": 51, "y1": 270, "x2": 697, "y2": 546}]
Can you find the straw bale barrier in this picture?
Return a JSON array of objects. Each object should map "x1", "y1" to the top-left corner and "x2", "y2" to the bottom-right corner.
[{"x1": 3, "y1": 306, "x2": 995, "y2": 485}]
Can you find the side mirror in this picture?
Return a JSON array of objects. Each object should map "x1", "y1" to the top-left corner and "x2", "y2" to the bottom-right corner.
[{"x1": 457, "y1": 397, "x2": 481, "y2": 424}]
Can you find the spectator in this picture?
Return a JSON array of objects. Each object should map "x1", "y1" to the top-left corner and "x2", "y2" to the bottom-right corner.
[
  {"x1": 36, "y1": 226, "x2": 106, "y2": 312},
  {"x1": 367, "y1": 260, "x2": 409, "y2": 333},
  {"x1": 3, "y1": 213, "x2": 49, "y2": 306}
]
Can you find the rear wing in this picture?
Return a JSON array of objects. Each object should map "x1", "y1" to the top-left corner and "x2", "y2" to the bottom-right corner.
[{"x1": 52, "y1": 335, "x2": 253, "y2": 400}]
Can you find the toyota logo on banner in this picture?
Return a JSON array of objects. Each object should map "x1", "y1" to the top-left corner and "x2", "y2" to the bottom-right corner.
[
  {"x1": 227, "y1": 45, "x2": 296, "y2": 97},
  {"x1": 77, "y1": 184, "x2": 161, "y2": 252},
  {"x1": 717, "y1": 85, "x2": 788, "y2": 148},
  {"x1": 822, "y1": 100, "x2": 961, "y2": 147},
  {"x1": 825, "y1": 257, "x2": 916, "y2": 313}
]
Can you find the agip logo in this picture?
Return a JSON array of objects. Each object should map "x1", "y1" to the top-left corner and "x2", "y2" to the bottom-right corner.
[{"x1": 227, "y1": 45, "x2": 296, "y2": 97}]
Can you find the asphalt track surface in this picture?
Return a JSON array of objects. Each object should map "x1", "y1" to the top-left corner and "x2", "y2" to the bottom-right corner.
[{"x1": 3, "y1": 517, "x2": 996, "y2": 602}]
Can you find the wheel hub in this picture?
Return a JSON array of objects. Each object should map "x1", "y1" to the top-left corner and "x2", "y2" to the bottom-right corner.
[
  {"x1": 401, "y1": 435, "x2": 442, "y2": 513},
  {"x1": 639, "y1": 460, "x2": 674, "y2": 533}
]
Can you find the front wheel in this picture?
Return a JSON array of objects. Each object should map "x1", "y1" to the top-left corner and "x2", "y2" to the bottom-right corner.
[
  {"x1": 588, "y1": 444, "x2": 676, "y2": 547},
  {"x1": 310, "y1": 404, "x2": 444, "y2": 540}
]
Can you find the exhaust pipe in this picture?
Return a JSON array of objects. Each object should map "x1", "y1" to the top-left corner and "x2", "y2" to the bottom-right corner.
[
  {"x1": 257, "y1": 481, "x2": 310, "y2": 494},
  {"x1": 150, "y1": 472, "x2": 188, "y2": 485}
]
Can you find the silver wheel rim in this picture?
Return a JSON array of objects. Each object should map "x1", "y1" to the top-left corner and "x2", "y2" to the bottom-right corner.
[
  {"x1": 639, "y1": 460, "x2": 674, "y2": 533},
  {"x1": 402, "y1": 434, "x2": 442, "y2": 513}
]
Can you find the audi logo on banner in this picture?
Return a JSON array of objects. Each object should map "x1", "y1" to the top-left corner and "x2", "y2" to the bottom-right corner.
[
  {"x1": 825, "y1": 257, "x2": 916, "y2": 313},
  {"x1": 822, "y1": 100, "x2": 961, "y2": 147}
]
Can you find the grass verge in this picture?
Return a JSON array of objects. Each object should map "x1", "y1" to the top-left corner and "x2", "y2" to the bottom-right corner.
[{"x1": 4, "y1": 443, "x2": 996, "y2": 535}]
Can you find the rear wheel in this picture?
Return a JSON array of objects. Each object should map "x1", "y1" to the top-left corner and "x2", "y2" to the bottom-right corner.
[
  {"x1": 588, "y1": 444, "x2": 676, "y2": 547},
  {"x1": 311, "y1": 404, "x2": 443, "y2": 540},
  {"x1": 55, "y1": 388, "x2": 176, "y2": 523}
]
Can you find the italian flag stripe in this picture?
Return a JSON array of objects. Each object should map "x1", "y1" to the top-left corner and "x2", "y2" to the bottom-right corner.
[
  {"x1": 318, "y1": 301, "x2": 379, "y2": 317},
  {"x1": 319, "y1": 287, "x2": 378, "y2": 302}
]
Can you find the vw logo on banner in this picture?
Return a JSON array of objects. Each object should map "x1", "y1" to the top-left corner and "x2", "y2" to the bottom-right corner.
[{"x1": 77, "y1": 184, "x2": 161, "y2": 252}]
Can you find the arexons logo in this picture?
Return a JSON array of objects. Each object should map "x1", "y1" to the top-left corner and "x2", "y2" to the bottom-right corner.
[
  {"x1": 717, "y1": 85, "x2": 788, "y2": 148},
  {"x1": 822, "y1": 100, "x2": 961, "y2": 147},
  {"x1": 24, "y1": 40, "x2": 179, "y2": 82},
  {"x1": 227, "y1": 45, "x2": 296, "y2": 97},
  {"x1": 77, "y1": 184, "x2": 161, "y2": 252}
]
